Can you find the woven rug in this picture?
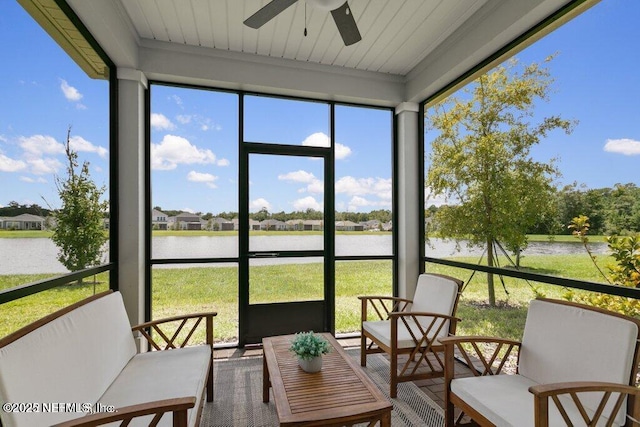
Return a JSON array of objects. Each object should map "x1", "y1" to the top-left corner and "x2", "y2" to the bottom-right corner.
[{"x1": 201, "y1": 348, "x2": 445, "y2": 426}]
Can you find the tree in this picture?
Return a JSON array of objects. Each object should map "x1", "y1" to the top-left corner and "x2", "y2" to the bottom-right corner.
[
  {"x1": 51, "y1": 128, "x2": 108, "y2": 277},
  {"x1": 425, "y1": 57, "x2": 575, "y2": 306}
]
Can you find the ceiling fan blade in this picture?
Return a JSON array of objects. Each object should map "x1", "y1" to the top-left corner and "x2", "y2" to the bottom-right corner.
[
  {"x1": 244, "y1": 0, "x2": 299, "y2": 29},
  {"x1": 330, "y1": 1, "x2": 361, "y2": 46}
]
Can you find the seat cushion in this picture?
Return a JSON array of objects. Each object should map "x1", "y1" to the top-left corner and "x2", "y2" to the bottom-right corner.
[
  {"x1": 96, "y1": 346, "x2": 211, "y2": 427},
  {"x1": 363, "y1": 319, "x2": 442, "y2": 349},
  {"x1": 451, "y1": 374, "x2": 623, "y2": 427}
]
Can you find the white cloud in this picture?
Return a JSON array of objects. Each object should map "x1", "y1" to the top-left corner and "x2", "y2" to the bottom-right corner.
[
  {"x1": 60, "y1": 79, "x2": 83, "y2": 101},
  {"x1": 604, "y1": 138, "x2": 640, "y2": 156},
  {"x1": 151, "y1": 113, "x2": 176, "y2": 131},
  {"x1": 187, "y1": 170, "x2": 218, "y2": 189},
  {"x1": 293, "y1": 196, "x2": 322, "y2": 211},
  {"x1": 0, "y1": 153, "x2": 27, "y2": 172},
  {"x1": 176, "y1": 115, "x2": 191, "y2": 124},
  {"x1": 279, "y1": 170, "x2": 323, "y2": 194},
  {"x1": 301, "y1": 132, "x2": 352, "y2": 160},
  {"x1": 181, "y1": 207, "x2": 195, "y2": 214},
  {"x1": 28, "y1": 157, "x2": 63, "y2": 175},
  {"x1": 0, "y1": 135, "x2": 7, "y2": 142},
  {"x1": 250, "y1": 198, "x2": 272, "y2": 212},
  {"x1": 19, "y1": 135, "x2": 64, "y2": 158},
  {"x1": 335, "y1": 143, "x2": 352, "y2": 160},
  {"x1": 20, "y1": 176, "x2": 47, "y2": 183},
  {"x1": 151, "y1": 135, "x2": 216, "y2": 170},
  {"x1": 217, "y1": 158, "x2": 230, "y2": 166},
  {"x1": 171, "y1": 95, "x2": 183, "y2": 107},
  {"x1": 335, "y1": 176, "x2": 391, "y2": 200},
  {"x1": 278, "y1": 170, "x2": 316, "y2": 183},
  {"x1": 69, "y1": 136, "x2": 108, "y2": 158},
  {"x1": 346, "y1": 195, "x2": 389, "y2": 211}
]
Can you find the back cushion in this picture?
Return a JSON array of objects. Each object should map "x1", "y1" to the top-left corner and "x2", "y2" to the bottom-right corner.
[
  {"x1": 0, "y1": 292, "x2": 137, "y2": 426},
  {"x1": 410, "y1": 274, "x2": 459, "y2": 338},
  {"x1": 519, "y1": 299, "x2": 638, "y2": 425}
]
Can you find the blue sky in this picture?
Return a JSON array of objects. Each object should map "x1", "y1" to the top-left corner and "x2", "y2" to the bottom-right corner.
[{"x1": 1, "y1": 0, "x2": 638, "y2": 214}]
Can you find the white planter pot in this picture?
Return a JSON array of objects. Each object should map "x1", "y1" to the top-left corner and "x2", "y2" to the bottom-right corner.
[{"x1": 298, "y1": 356, "x2": 323, "y2": 373}]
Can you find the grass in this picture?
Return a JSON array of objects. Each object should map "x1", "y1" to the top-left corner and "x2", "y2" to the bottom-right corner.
[{"x1": 1, "y1": 254, "x2": 615, "y2": 344}]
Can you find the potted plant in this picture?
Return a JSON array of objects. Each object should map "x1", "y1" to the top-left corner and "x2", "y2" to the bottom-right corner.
[{"x1": 289, "y1": 331, "x2": 331, "y2": 373}]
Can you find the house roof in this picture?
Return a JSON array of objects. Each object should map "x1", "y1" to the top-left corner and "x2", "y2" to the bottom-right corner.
[
  {"x1": 6, "y1": 214, "x2": 46, "y2": 222},
  {"x1": 33, "y1": 0, "x2": 594, "y2": 106}
]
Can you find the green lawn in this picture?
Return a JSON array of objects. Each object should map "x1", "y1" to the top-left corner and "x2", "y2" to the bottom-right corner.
[{"x1": 0, "y1": 254, "x2": 614, "y2": 343}]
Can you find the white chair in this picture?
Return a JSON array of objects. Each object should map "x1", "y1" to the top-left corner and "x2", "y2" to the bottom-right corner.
[
  {"x1": 359, "y1": 273, "x2": 463, "y2": 398},
  {"x1": 441, "y1": 298, "x2": 640, "y2": 426}
]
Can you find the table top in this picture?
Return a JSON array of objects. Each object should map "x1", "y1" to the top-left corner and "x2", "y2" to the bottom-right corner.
[{"x1": 263, "y1": 332, "x2": 392, "y2": 425}]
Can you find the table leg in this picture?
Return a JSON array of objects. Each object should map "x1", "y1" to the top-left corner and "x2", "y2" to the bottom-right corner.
[
  {"x1": 380, "y1": 409, "x2": 391, "y2": 427},
  {"x1": 262, "y1": 353, "x2": 270, "y2": 403}
]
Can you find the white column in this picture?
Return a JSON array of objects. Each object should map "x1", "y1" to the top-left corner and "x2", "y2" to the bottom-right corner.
[
  {"x1": 117, "y1": 68, "x2": 147, "y2": 330},
  {"x1": 395, "y1": 102, "x2": 421, "y2": 299}
]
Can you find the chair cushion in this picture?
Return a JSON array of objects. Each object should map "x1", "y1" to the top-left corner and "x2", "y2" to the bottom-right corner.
[
  {"x1": 519, "y1": 299, "x2": 638, "y2": 425},
  {"x1": 411, "y1": 274, "x2": 459, "y2": 316},
  {"x1": 96, "y1": 345, "x2": 211, "y2": 427},
  {"x1": 363, "y1": 319, "x2": 443, "y2": 349},
  {"x1": 409, "y1": 274, "x2": 459, "y2": 337},
  {"x1": 451, "y1": 374, "x2": 623, "y2": 427},
  {"x1": 0, "y1": 292, "x2": 137, "y2": 427}
]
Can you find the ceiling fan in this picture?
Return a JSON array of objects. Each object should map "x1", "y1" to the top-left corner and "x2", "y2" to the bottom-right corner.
[{"x1": 244, "y1": 0, "x2": 362, "y2": 46}]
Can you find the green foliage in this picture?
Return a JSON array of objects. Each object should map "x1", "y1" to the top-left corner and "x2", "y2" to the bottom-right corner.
[
  {"x1": 567, "y1": 215, "x2": 640, "y2": 317},
  {"x1": 289, "y1": 331, "x2": 331, "y2": 360},
  {"x1": 51, "y1": 128, "x2": 108, "y2": 273},
  {"x1": 556, "y1": 183, "x2": 640, "y2": 235},
  {"x1": 426, "y1": 57, "x2": 575, "y2": 305}
]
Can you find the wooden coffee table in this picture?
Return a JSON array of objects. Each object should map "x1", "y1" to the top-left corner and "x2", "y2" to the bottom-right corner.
[{"x1": 262, "y1": 333, "x2": 392, "y2": 426}]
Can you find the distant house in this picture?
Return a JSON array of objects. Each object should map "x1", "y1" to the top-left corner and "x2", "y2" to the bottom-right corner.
[
  {"x1": 230, "y1": 218, "x2": 261, "y2": 231},
  {"x1": 169, "y1": 212, "x2": 203, "y2": 230},
  {"x1": 302, "y1": 220, "x2": 323, "y2": 231},
  {"x1": 151, "y1": 209, "x2": 168, "y2": 230},
  {"x1": 260, "y1": 219, "x2": 286, "y2": 231},
  {"x1": 335, "y1": 220, "x2": 363, "y2": 231},
  {"x1": 286, "y1": 219, "x2": 304, "y2": 231},
  {"x1": 361, "y1": 220, "x2": 381, "y2": 231},
  {"x1": 0, "y1": 214, "x2": 45, "y2": 230},
  {"x1": 210, "y1": 217, "x2": 234, "y2": 231}
]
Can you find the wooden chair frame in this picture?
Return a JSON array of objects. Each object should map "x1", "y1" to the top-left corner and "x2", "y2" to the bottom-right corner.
[
  {"x1": 359, "y1": 274, "x2": 463, "y2": 398},
  {"x1": 441, "y1": 298, "x2": 640, "y2": 427}
]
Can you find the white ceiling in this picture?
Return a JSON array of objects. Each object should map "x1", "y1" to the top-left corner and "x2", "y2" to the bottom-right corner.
[
  {"x1": 118, "y1": 0, "x2": 487, "y2": 77},
  {"x1": 63, "y1": 0, "x2": 590, "y2": 105}
]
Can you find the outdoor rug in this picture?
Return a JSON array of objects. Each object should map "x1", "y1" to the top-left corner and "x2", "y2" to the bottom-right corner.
[{"x1": 201, "y1": 348, "x2": 445, "y2": 426}]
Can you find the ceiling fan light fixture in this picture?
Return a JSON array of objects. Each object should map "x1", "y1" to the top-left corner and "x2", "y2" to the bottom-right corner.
[{"x1": 307, "y1": 0, "x2": 345, "y2": 11}]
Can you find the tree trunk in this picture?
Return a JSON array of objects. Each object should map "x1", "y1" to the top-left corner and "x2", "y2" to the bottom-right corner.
[{"x1": 487, "y1": 238, "x2": 496, "y2": 306}]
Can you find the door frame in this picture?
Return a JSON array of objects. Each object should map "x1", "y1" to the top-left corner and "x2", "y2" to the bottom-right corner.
[{"x1": 238, "y1": 97, "x2": 336, "y2": 346}]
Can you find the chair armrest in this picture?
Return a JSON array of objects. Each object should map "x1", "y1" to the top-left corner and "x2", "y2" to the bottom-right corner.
[
  {"x1": 441, "y1": 336, "x2": 521, "y2": 377},
  {"x1": 358, "y1": 296, "x2": 413, "y2": 304},
  {"x1": 132, "y1": 312, "x2": 217, "y2": 351},
  {"x1": 529, "y1": 382, "x2": 640, "y2": 426},
  {"x1": 388, "y1": 312, "x2": 461, "y2": 346},
  {"x1": 359, "y1": 296, "x2": 413, "y2": 322},
  {"x1": 52, "y1": 397, "x2": 196, "y2": 427}
]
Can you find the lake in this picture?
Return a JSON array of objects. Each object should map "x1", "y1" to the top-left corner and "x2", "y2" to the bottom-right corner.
[{"x1": 0, "y1": 235, "x2": 608, "y2": 275}]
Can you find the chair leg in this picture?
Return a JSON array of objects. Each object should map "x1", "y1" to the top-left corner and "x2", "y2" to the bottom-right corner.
[
  {"x1": 445, "y1": 399, "x2": 455, "y2": 427},
  {"x1": 390, "y1": 350, "x2": 398, "y2": 398},
  {"x1": 360, "y1": 333, "x2": 367, "y2": 367}
]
